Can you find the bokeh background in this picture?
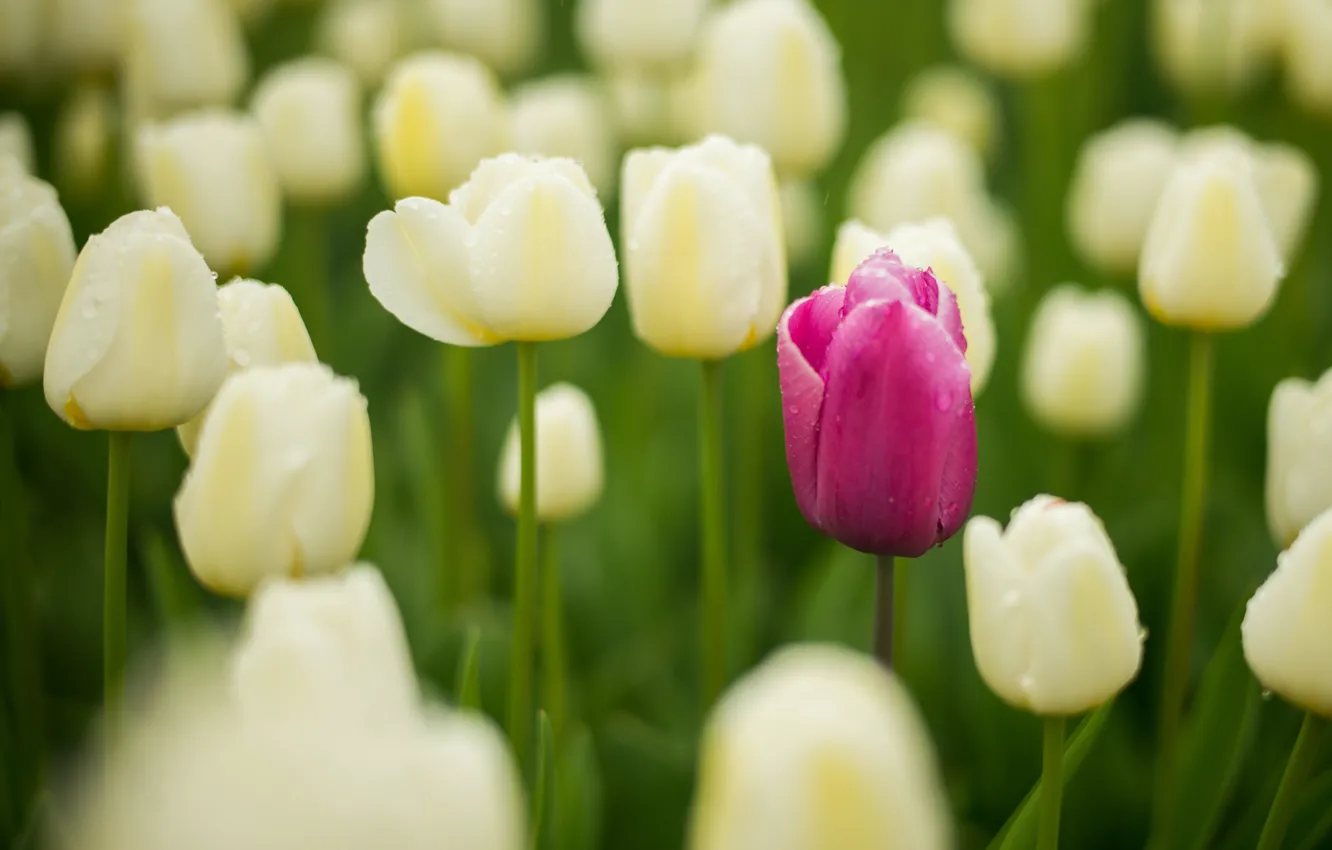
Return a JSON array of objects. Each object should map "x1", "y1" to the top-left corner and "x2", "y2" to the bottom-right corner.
[{"x1": 2, "y1": 1, "x2": 1331, "y2": 848}]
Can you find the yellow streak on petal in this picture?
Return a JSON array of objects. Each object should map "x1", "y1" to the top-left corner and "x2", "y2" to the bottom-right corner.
[
  {"x1": 809, "y1": 750, "x2": 882, "y2": 850},
  {"x1": 387, "y1": 77, "x2": 441, "y2": 200},
  {"x1": 63, "y1": 395, "x2": 93, "y2": 430}
]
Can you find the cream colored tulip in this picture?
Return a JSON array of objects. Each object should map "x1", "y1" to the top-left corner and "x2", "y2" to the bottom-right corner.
[
  {"x1": 510, "y1": 75, "x2": 616, "y2": 195},
  {"x1": 1152, "y1": 0, "x2": 1280, "y2": 95},
  {"x1": 688, "y1": 644, "x2": 951, "y2": 850},
  {"x1": 55, "y1": 86, "x2": 116, "y2": 198},
  {"x1": 1284, "y1": 0, "x2": 1332, "y2": 114},
  {"x1": 901, "y1": 65, "x2": 1000, "y2": 160},
  {"x1": 252, "y1": 58, "x2": 365, "y2": 205},
  {"x1": 948, "y1": 0, "x2": 1091, "y2": 78},
  {"x1": 174, "y1": 363, "x2": 374, "y2": 598},
  {"x1": 1067, "y1": 119, "x2": 1180, "y2": 276},
  {"x1": 621, "y1": 135, "x2": 785, "y2": 359},
  {"x1": 426, "y1": 0, "x2": 544, "y2": 76},
  {"x1": 690, "y1": 0, "x2": 846, "y2": 178},
  {"x1": 316, "y1": 0, "x2": 405, "y2": 86},
  {"x1": 1243, "y1": 508, "x2": 1332, "y2": 716},
  {"x1": 0, "y1": 0, "x2": 41, "y2": 74},
  {"x1": 780, "y1": 180, "x2": 822, "y2": 270},
  {"x1": 177, "y1": 279, "x2": 318, "y2": 456},
  {"x1": 44, "y1": 208, "x2": 227, "y2": 431},
  {"x1": 373, "y1": 51, "x2": 508, "y2": 201},
  {"x1": 227, "y1": 0, "x2": 276, "y2": 25},
  {"x1": 497, "y1": 383, "x2": 604, "y2": 522},
  {"x1": 1023, "y1": 285, "x2": 1145, "y2": 437},
  {"x1": 964, "y1": 495, "x2": 1144, "y2": 715},
  {"x1": 138, "y1": 111, "x2": 281, "y2": 275},
  {"x1": 830, "y1": 219, "x2": 887, "y2": 286},
  {"x1": 0, "y1": 113, "x2": 34, "y2": 174},
  {"x1": 48, "y1": 0, "x2": 123, "y2": 72},
  {"x1": 576, "y1": 0, "x2": 710, "y2": 73},
  {"x1": 365, "y1": 154, "x2": 619, "y2": 345},
  {"x1": 123, "y1": 0, "x2": 249, "y2": 118},
  {"x1": 0, "y1": 160, "x2": 77, "y2": 388},
  {"x1": 1266, "y1": 370, "x2": 1332, "y2": 548}
]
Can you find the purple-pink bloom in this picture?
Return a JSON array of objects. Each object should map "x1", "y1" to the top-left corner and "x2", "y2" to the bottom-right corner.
[{"x1": 777, "y1": 249, "x2": 978, "y2": 557}]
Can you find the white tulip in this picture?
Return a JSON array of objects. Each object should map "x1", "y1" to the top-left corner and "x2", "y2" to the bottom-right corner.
[
  {"x1": 606, "y1": 71, "x2": 690, "y2": 148},
  {"x1": 372, "y1": 51, "x2": 508, "y2": 202},
  {"x1": 174, "y1": 363, "x2": 374, "y2": 598},
  {"x1": 55, "y1": 86, "x2": 116, "y2": 197},
  {"x1": 251, "y1": 58, "x2": 366, "y2": 205},
  {"x1": 123, "y1": 0, "x2": 249, "y2": 118},
  {"x1": 138, "y1": 111, "x2": 281, "y2": 275},
  {"x1": 576, "y1": 0, "x2": 710, "y2": 73},
  {"x1": 1152, "y1": 0, "x2": 1280, "y2": 95},
  {"x1": 1243, "y1": 507, "x2": 1332, "y2": 716},
  {"x1": 948, "y1": 0, "x2": 1091, "y2": 78},
  {"x1": 0, "y1": 113, "x2": 34, "y2": 174},
  {"x1": 690, "y1": 0, "x2": 846, "y2": 178},
  {"x1": 0, "y1": 0, "x2": 41, "y2": 74},
  {"x1": 688, "y1": 644, "x2": 951, "y2": 850},
  {"x1": 44, "y1": 208, "x2": 227, "y2": 431},
  {"x1": 1023, "y1": 285, "x2": 1146, "y2": 437},
  {"x1": 48, "y1": 0, "x2": 123, "y2": 72},
  {"x1": 1283, "y1": 0, "x2": 1332, "y2": 114},
  {"x1": 426, "y1": 0, "x2": 544, "y2": 76},
  {"x1": 901, "y1": 65, "x2": 1001, "y2": 160},
  {"x1": 365, "y1": 154, "x2": 619, "y2": 345},
  {"x1": 621, "y1": 135, "x2": 785, "y2": 359},
  {"x1": 0, "y1": 160, "x2": 77, "y2": 388},
  {"x1": 510, "y1": 74, "x2": 616, "y2": 195},
  {"x1": 967, "y1": 197, "x2": 1021, "y2": 295},
  {"x1": 1266, "y1": 370, "x2": 1332, "y2": 548},
  {"x1": 964, "y1": 495, "x2": 1145, "y2": 715},
  {"x1": 1067, "y1": 119, "x2": 1180, "y2": 276},
  {"x1": 226, "y1": 0, "x2": 276, "y2": 25},
  {"x1": 780, "y1": 180, "x2": 822, "y2": 270},
  {"x1": 316, "y1": 0, "x2": 405, "y2": 86},
  {"x1": 497, "y1": 383, "x2": 604, "y2": 522},
  {"x1": 830, "y1": 219, "x2": 887, "y2": 287}
]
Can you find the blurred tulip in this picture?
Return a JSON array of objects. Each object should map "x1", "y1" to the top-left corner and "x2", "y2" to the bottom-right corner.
[
  {"x1": 901, "y1": 65, "x2": 1001, "y2": 161},
  {"x1": 372, "y1": 51, "x2": 508, "y2": 202},
  {"x1": 780, "y1": 180, "x2": 822, "y2": 271},
  {"x1": 778, "y1": 249, "x2": 976, "y2": 557},
  {"x1": 964, "y1": 495, "x2": 1145, "y2": 715},
  {"x1": 48, "y1": 0, "x2": 122, "y2": 72},
  {"x1": 426, "y1": 0, "x2": 544, "y2": 77},
  {"x1": 123, "y1": 0, "x2": 249, "y2": 118},
  {"x1": 576, "y1": 0, "x2": 710, "y2": 73},
  {"x1": 138, "y1": 111, "x2": 281, "y2": 275},
  {"x1": 497, "y1": 383, "x2": 604, "y2": 522},
  {"x1": 688, "y1": 644, "x2": 951, "y2": 850},
  {"x1": 606, "y1": 71, "x2": 689, "y2": 148},
  {"x1": 830, "y1": 219, "x2": 887, "y2": 286},
  {"x1": 177, "y1": 279, "x2": 318, "y2": 456},
  {"x1": 1067, "y1": 119, "x2": 1181, "y2": 277},
  {"x1": 316, "y1": 0, "x2": 405, "y2": 86},
  {"x1": 689, "y1": 0, "x2": 846, "y2": 178},
  {"x1": 1266, "y1": 369, "x2": 1332, "y2": 548},
  {"x1": 621, "y1": 135, "x2": 785, "y2": 359},
  {"x1": 54, "y1": 86, "x2": 116, "y2": 198},
  {"x1": 0, "y1": 112, "x2": 34, "y2": 173},
  {"x1": 0, "y1": 160, "x2": 77, "y2": 389},
  {"x1": 1283, "y1": 0, "x2": 1332, "y2": 114},
  {"x1": 226, "y1": 0, "x2": 277, "y2": 25},
  {"x1": 251, "y1": 58, "x2": 365, "y2": 205},
  {"x1": 1023, "y1": 285, "x2": 1146, "y2": 438},
  {"x1": 1152, "y1": 0, "x2": 1280, "y2": 95},
  {"x1": 365, "y1": 154, "x2": 618, "y2": 345},
  {"x1": 0, "y1": 0, "x2": 41, "y2": 74},
  {"x1": 174, "y1": 363, "x2": 373, "y2": 598},
  {"x1": 948, "y1": 0, "x2": 1091, "y2": 78},
  {"x1": 510, "y1": 74, "x2": 616, "y2": 195}
]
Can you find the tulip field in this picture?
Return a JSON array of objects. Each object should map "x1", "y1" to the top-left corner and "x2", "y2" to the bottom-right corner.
[{"x1": 3, "y1": 0, "x2": 1332, "y2": 849}]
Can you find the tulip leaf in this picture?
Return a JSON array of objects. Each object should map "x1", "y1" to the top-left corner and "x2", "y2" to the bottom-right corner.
[
  {"x1": 455, "y1": 627, "x2": 483, "y2": 712},
  {"x1": 989, "y1": 698, "x2": 1116, "y2": 850},
  {"x1": 555, "y1": 723, "x2": 605, "y2": 850},
  {"x1": 531, "y1": 711, "x2": 554, "y2": 850},
  {"x1": 141, "y1": 530, "x2": 202, "y2": 630},
  {"x1": 1287, "y1": 769, "x2": 1332, "y2": 850}
]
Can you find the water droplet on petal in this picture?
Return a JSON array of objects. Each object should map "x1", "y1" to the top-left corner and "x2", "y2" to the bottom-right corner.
[
  {"x1": 1261, "y1": 689, "x2": 1273, "y2": 701},
  {"x1": 233, "y1": 349, "x2": 252, "y2": 367},
  {"x1": 935, "y1": 390, "x2": 953, "y2": 412}
]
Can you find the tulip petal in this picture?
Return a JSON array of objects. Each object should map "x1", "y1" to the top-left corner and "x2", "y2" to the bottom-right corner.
[{"x1": 777, "y1": 288, "x2": 842, "y2": 523}]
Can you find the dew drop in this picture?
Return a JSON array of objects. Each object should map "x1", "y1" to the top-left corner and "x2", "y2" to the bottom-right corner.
[
  {"x1": 934, "y1": 390, "x2": 953, "y2": 412},
  {"x1": 1001, "y1": 590, "x2": 1020, "y2": 607},
  {"x1": 1261, "y1": 689, "x2": 1273, "y2": 701},
  {"x1": 233, "y1": 349, "x2": 252, "y2": 367}
]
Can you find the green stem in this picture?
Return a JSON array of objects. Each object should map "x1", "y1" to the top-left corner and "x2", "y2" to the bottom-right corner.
[
  {"x1": 541, "y1": 524, "x2": 569, "y2": 748},
  {"x1": 1039, "y1": 716, "x2": 1067, "y2": 850},
  {"x1": 288, "y1": 205, "x2": 329, "y2": 361},
  {"x1": 507, "y1": 342, "x2": 539, "y2": 766},
  {"x1": 445, "y1": 347, "x2": 487, "y2": 605},
  {"x1": 873, "y1": 555, "x2": 905, "y2": 669},
  {"x1": 699, "y1": 359, "x2": 728, "y2": 709},
  {"x1": 103, "y1": 432, "x2": 132, "y2": 724},
  {"x1": 1257, "y1": 714, "x2": 1327, "y2": 850},
  {"x1": 1154, "y1": 331, "x2": 1213, "y2": 829},
  {"x1": 1021, "y1": 72, "x2": 1066, "y2": 295}
]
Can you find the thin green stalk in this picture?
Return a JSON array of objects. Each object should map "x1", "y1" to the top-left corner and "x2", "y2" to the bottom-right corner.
[
  {"x1": 873, "y1": 555, "x2": 905, "y2": 669},
  {"x1": 507, "y1": 342, "x2": 539, "y2": 766},
  {"x1": 288, "y1": 205, "x2": 330, "y2": 360},
  {"x1": 1021, "y1": 72, "x2": 1067, "y2": 295},
  {"x1": 1257, "y1": 714, "x2": 1327, "y2": 850},
  {"x1": 1154, "y1": 332, "x2": 1214, "y2": 829},
  {"x1": 699, "y1": 359, "x2": 728, "y2": 709},
  {"x1": 1039, "y1": 717, "x2": 1067, "y2": 850},
  {"x1": 541, "y1": 524, "x2": 569, "y2": 747},
  {"x1": 103, "y1": 432, "x2": 132, "y2": 724},
  {"x1": 445, "y1": 347, "x2": 487, "y2": 604}
]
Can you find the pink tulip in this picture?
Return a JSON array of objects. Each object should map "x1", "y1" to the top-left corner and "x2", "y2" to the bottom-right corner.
[{"x1": 777, "y1": 249, "x2": 978, "y2": 557}]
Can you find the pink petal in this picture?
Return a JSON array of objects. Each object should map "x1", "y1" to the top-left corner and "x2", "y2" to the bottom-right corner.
[
  {"x1": 777, "y1": 292, "x2": 836, "y2": 523},
  {"x1": 844, "y1": 249, "x2": 940, "y2": 318}
]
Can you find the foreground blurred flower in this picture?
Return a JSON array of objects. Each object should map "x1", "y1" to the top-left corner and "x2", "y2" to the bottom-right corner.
[
  {"x1": 576, "y1": 0, "x2": 709, "y2": 72},
  {"x1": 901, "y1": 65, "x2": 1000, "y2": 161},
  {"x1": 373, "y1": 51, "x2": 508, "y2": 201},
  {"x1": 948, "y1": 0, "x2": 1091, "y2": 78},
  {"x1": 497, "y1": 383, "x2": 604, "y2": 523},
  {"x1": 510, "y1": 75, "x2": 616, "y2": 195},
  {"x1": 426, "y1": 0, "x2": 544, "y2": 77},
  {"x1": 0, "y1": 113, "x2": 34, "y2": 173},
  {"x1": 1023, "y1": 286, "x2": 1146, "y2": 438},
  {"x1": 1067, "y1": 120, "x2": 1180, "y2": 277},
  {"x1": 138, "y1": 110, "x2": 281, "y2": 276},
  {"x1": 688, "y1": 644, "x2": 951, "y2": 850},
  {"x1": 1283, "y1": 0, "x2": 1332, "y2": 114},
  {"x1": 0, "y1": 160, "x2": 77, "y2": 389},
  {"x1": 123, "y1": 0, "x2": 249, "y2": 119},
  {"x1": 1152, "y1": 0, "x2": 1280, "y2": 96},
  {"x1": 780, "y1": 180, "x2": 822, "y2": 270},
  {"x1": 55, "y1": 86, "x2": 116, "y2": 199},
  {"x1": 1266, "y1": 370, "x2": 1332, "y2": 548},
  {"x1": 689, "y1": 0, "x2": 846, "y2": 178},
  {"x1": 316, "y1": 0, "x2": 405, "y2": 86}
]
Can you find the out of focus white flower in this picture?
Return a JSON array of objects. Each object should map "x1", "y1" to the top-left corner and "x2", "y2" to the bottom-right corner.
[
  {"x1": 1283, "y1": 0, "x2": 1332, "y2": 113},
  {"x1": 316, "y1": 0, "x2": 405, "y2": 86},
  {"x1": 55, "y1": 86, "x2": 116, "y2": 197},
  {"x1": 123, "y1": 0, "x2": 250, "y2": 118},
  {"x1": 606, "y1": 71, "x2": 689, "y2": 148},
  {"x1": 576, "y1": 0, "x2": 710, "y2": 73},
  {"x1": 0, "y1": 160, "x2": 77, "y2": 388},
  {"x1": 901, "y1": 65, "x2": 1000, "y2": 161},
  {"x1": 251, "y1": 57, "x2": 365, "y2": 205},
  {"x1": 372, "y1": 51, "x2": 508, "y2": 201},
  {"x1": 510, "y1": 74, "x2": 616, "y2": 195},
  {"x1": 497, "y1": 383, "x2": 604, "y2": 522},
  {"x1": 689, "y1": 0, "x2": 846, "y2": 178},
  {"x1": 949, "y1": 0, "x2": 1092, "y2": 78},
  {"x1": 0, "y1": 113, "x2": 34, "y2": 173},
  {"x1": 1067, "y1": 119, "x2": 1181, "y2": 276},
  {"x1": 226, "y1": 0, "x2": 277, "y2": 25},
  {"x1": 780, "y1": 180, "x2": 822, "y2": 270},
  {"x1": 365, "y1": 154, "x2": 619, "y2": 345},
  {"x1": 1152, "y1": 0, "x2": 1281, "y2": 95},
  {"x1": 48, "y1": 0, "x2": 123, "y2": 72},
  {"x1": 1266, "y1": 369, "x2": 1332, "y2": 548},
  {"x1": 688, "y1": 644, "x2": 951, "y2": 850},
  {"x1": 426, "y1": 0, "x2": 544, "y2": 76},
  {"x1": 0, "y1": 0, "x2": 41, "y2": 74},
  {"x1": 138, "y1": 110, "x2": 281, "y2": 275}
]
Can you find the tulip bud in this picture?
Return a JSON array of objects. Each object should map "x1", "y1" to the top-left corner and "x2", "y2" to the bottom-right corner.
[
  {"x1": 1023, "y1": 285, "x2": 1146, "y2": 437},
  {"x1": 1067, "y1": 120, "x2": 1180, "y2": 276},
  {"x1": 316, "y1": 0, "x2": 405, "y2": 86},
  {"x1": 964, "y1": 495, "x2": 1145, "y2": 715},
  {"x1": 948, "y1": 0, "x2": 1091, "y2": 78},
  {"x1": 123, "y1": 0, "x2": 250, "y2": 118},
  {"x1": 1265, "y1": 370, "x2": 1332, "y2": 548},
  {"x1": 177, "y1": 279, "x2": 318, "y2": 456},
  {"x1": 1139, "y1": 141, "x2": 1284, "y2": 330},
  {"x1": 0, "y1": 113, "x2": 34, "y2": 174},
  {"x1": 901, "y1": 65, "x2": 1000, "y2": 160},
  {"x1": 621, "y1": 135, "x2": 785, "y2": 359},
  {"x1": 576, "y1": 0, "x2": 709, "y2": 73},
  {"x1": 426, "y1": 0, "x2": 544, "y2": 76},
  {"x1": 54, "y1": 86, "x2": 116, "y2": 198},
  {"x1": 251, "y1": 58, "x2": 366, "y2": 206},
  {"x1": 48, "y1": 0, "x2": 122, "y2": 73},
  {"x1": 778, "y1": 250, "x2": 977, "y2": 557},
  {"x1": 780, "y1": 179, "x2": 822, "y2": 270},
  {"x1": 372, "y1": 51, "x2": 508, "y2": 202},
  {"x1": 497, "y1": 383, "x2": 604, "y2": 522},
  {"x1": 1284, "y1": 0, "x2": 1332, "y2": 114},
  {"x1": 44, "y1": 208, "x2": 228, "y2": 431},
  {"x1": 510, "y1": 75, "x2": 616, "y2": 195},
  {"x1": 0, "y1": 161, "x2": 77, "y2": 388},
  {"x1": 138, "y1": 111, "x2": 281, "y2": 275},
  {"x1": 689, "y1": 645, "x2": 951, "y2": 850},
  {"x1": 690, "y1": 0, "x2": 847, "y2": 178},
  {"x1": 1152, "y1": 0, "x2": 1280, "y2": 96},
  {"x1": 365, "y1": 154, "x2": 618, "y2": 345}
]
